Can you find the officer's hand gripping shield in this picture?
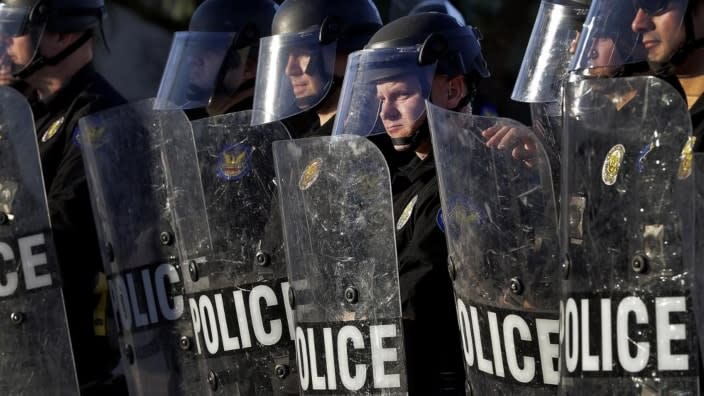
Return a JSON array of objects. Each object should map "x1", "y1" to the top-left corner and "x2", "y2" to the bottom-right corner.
[
  {"x1": 273, "y1": 135, "x2": 408, "y2": 394},
  {"x1": 559, "y1": 76, "x2": 698, "y2": 394},
  {"x1": 165, "y1": 110, "x2": 299, "y2": 395},
  {"x1": 79, "y1": 101, "x2": 199, "y2": 395},
  {"x1": 0, "y1": 86, "x2": 80, "y2": 395},
  {"x1": 427, "y1": 102, "x2": 561, "y2": 394}
]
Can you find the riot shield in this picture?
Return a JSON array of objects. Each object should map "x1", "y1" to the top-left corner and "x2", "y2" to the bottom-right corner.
[
  {"x1": 0, "y1": 86, "x2": 80, "y2": 394},
  {"x1": 79, "y1": 100, "x2": 199, "y2": 395},
  {"x1": 427, "y1": 102, "x2": 560, "y2": 394},
  {"x1": 560, "y1": 76, "x2": 698, "y2": 394},
  {"x1": 694, "y1": 154, "x2": 704, "y2": 370},
  {"x1": 273, "y1": 135, "x2": 408, "y2": 394},
  {"x1": 165, "y1": 110, "x2": 298, "y2": 395}
]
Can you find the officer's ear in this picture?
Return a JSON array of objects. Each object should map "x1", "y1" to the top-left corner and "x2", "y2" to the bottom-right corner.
[{"x1": 445, "y1": 74, "x2": 466, "y2": 109}]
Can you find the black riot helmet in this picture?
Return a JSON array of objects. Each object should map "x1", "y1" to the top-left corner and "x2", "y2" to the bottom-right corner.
[
  {"x1": 154, "y1": 0, "x2": 277, "y2": 116},
  {"x1": 332, "y1": 12, "x2": 490, "y2": 150},
  {"x1": 408, "y1": 0, "x2": 466, "y2": 24},
  {"x1": 250, "y1": 0, "x2": 383, "y2": 125},
  {"x1": 0, "y1": 0, "x2": 106, "y2": 79}
]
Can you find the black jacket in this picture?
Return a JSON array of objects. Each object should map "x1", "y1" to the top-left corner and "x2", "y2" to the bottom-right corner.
[
  {"x1": 392, "y1": 152, "x2": 465, "y2": 395},
  {"x1": 31, "y1": 63, "x2": 125, "y2": 391},
  {"x1": 692, "y1": 93, "x2": 703, "y2": 152}
]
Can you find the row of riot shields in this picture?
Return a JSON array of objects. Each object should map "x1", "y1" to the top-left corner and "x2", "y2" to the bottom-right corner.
[
  {"x1": 80, "y1": 99, "x2": 409, "y2": 394},
  {"x1": 428, "y1": 76, "x2": 701, "y2": 395}
]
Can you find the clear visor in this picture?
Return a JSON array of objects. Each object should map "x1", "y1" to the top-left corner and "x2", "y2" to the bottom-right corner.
[
  {"x1": 569, "y1": 0, "x2": 687, "y2": 74},
  {"x1": 154, "y1": 31, "x2": 243, "y2": 110},
  {"x1": 251, "y1": 29, "x2": 336, "y2": 125},
  {"x1": 512, "y1": 0, "x2": 589, "y2": 103},
  {"x1": 332, "y1": 47, "x2": 436, "y2": 137},
  {"x1": 0, "y1": 4, "x2": 44, "y2": 81}
]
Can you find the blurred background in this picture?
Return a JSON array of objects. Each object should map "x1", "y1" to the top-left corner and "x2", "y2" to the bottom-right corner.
[{"x1": 96, "y1": 0, "x2": 540, "y2": 123}]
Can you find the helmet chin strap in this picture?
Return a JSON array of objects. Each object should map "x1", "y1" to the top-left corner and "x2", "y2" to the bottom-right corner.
[
  {"x1": 390, "y1": 119, "x2": 430, "y2": 152},
  {"x1": 13, "y1": 30, "x2": 93, "y2": 80}
]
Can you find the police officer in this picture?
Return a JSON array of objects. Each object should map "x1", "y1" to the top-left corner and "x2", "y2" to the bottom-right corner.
[
  {"x1": 631, "y1": 0, "x2": 703, "y2": 149},
  {"x1": 0, "y1": 0, "x2": 125, "y2": 393},
  {"x1": 251, "y1": 0, "x2": 382, "y2": 137},
  {"x1": 154, "y1": 0, "x2": 277, "y2": 119},
  {"x1": 333, "y1": 12, "x2": 490, "y2": 394}
]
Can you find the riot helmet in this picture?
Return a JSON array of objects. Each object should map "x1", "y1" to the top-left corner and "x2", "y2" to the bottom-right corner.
[
  {"x1": 332, "y1": 12, "x2": 489, "y2": 151},
  {"x1": 408, "y1": 0, "x2": 466, "y2": 25},
  {"x1": 512, "y1": 0, "x2": 591, "y2": 102},
  {"x1": 250, "y1": 0, "x2": 382, "y2": 125},
  {"x1": 154, "y1": 0, "x2": 277, "y2": 116},
  {"x1": 0, "y1": 0, "x2": 105, "y2": 80},
  {"x1": 569, "y1": 0, "x2": 698, "y2": 74}
]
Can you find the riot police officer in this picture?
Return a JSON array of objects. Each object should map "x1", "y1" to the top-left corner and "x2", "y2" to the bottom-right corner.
[
  {"x1": 0, "y1": 0, "x2": 125, "y2": 393},
  {"x1": 631, "y1": 0, "x2": 703, "y2": 148},
  {"x1": 333, "y1": 12, "x2": 490, "y2": 394},
  {"x1": 251, "y1": 0, "x2": 383, "y2": 137},
  {"x1": 154, "y1": 0, "x2": 277, "y2": 119}
]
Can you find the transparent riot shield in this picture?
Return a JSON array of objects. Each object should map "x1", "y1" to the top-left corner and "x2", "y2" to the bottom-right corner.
[
  {"x1": 273, "y1": 135, "x2": 407, "y2": 394},
  {"x1": 694, "y1": 154, "x2": 704, "y2": 370},
  {"x1": 165, "y1": 110, "x2": 298, "y2": 395},
  {"x1": 79, "y1": 100, "x2": 199, "y2": 395},
  {"x1": 0, "y1": 86, "x2": 79, "y2": 394},
  {"x1": 427, "y1": 102, "x2": 560, "y2": 394},
  {"x1": 560, "y1": 76, "x2": 698, "y2": 394}
]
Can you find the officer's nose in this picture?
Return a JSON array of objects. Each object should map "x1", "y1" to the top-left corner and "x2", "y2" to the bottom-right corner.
[
  {"x1": 632, "y1": 8, "x2": 654, "y2": 33},
  {"x1": 379, "y1": 99, "x2": 399, "y2": 121},
  {"x1": 285, "y1": 54, "x2": 302, "y2": 77}
]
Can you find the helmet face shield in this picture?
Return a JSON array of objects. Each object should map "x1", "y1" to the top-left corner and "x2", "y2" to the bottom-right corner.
[
  {"x1": 332, "y1": 47, "x2": 436, "y2": 137},
  {"x1": 569, "y1": 0, "x2": 687, "y2": 74},
  {"x1": 512, "y1": 0, "x2": 589, "y2": 103},
  {"x1": 251, "y1": 29, "x2": 336, "y2": 125},
  {"x1": 0, "y1": 3, "x2": 45, "y2": 79},
  {"x1": 154, "y1": 31, "x2": 245, "y2": 110}
]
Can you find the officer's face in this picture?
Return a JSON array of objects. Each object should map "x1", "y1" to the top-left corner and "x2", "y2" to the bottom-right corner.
[
  {"x1": 5, "y1": 34, "x2": 32, "y2": 67},
  {"x1": 0, "y1": 34, "x2": 13, "y2": 85},
  {"x1": 284, "y1": 48, "x2": 324, "y2": 106},
  {"x1": 584, "y1": 37, "x2": 624, "y2": 77},
  {"x1": 188, "y1": 48, "x2": 227, "y2": 89},
  {"x1": 376, "y1": 74, "x2": 426, "y2": 148},
  {"x1": 631, "y1": 0, "x2": 687, "y2": 63}
]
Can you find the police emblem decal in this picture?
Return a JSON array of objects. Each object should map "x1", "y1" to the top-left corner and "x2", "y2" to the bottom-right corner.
[
  {"x1": 396, "y1": 195, "x2": 418, "y2": 230},
  {"x1": 217, "y1": 143, "x2": 253, "y2": 181},
  {"x1": 602, "y1": 144, "x2": 625, "y2": 186},
  {"x1": 299, "y1": 158, "x2": 322, "y2": 190},
  {"x1": 677, "y1": 136, "x2": 695, "y2": 180},
  {"x1": 41, "y1": 116, "x2": 65, "y2": 143}
]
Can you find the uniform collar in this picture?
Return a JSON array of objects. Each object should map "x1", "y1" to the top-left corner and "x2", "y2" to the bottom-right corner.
[
  {"x1": 396, "y1": 151, "x2": 435, "y2": 184},
  {"x1": 34, "y1": 63, "x2": 96, "y2": 115}
]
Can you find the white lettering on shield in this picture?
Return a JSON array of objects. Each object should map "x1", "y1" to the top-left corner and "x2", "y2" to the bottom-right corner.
[
  {"x1": 0, "y1": 234, "x2": 54, "y2": 297},
  {"x1": 560, "y1": 296, "x2": 692, "y2": 376},
  {"x1": 188, "y1": 281, "x2": 295, "y2": 356},
  {"x1": 109, "y1": 262, "x2": 184, "y2": 332},
  {"x1": 456, "y1": 298, "x2": 560, "y2": 386},
  {"x1": 295, "y1": 322, "x2": 403, "y2": 392}
]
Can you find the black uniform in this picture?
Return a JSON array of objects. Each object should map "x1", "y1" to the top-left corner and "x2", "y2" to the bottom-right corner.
[
  {"x1": 391, "y1": 152, "x2": 465, "y2": 395},
  {"x1": 692, "y1": 93, "x2": 703, "y2": 152},
  {"x1": 30, "y1": 62, "x2": 125, "y2": 394}
]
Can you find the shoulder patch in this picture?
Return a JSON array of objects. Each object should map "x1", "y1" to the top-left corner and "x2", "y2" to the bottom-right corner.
[
  {"x1": 436, "y1": 208, "x2": 445, "y2": 233},
  {"x1": 396, "y1": 194, "x2": 418, "y2": 231},
  {"x1": 41, "y1": 116, "x2": 65, "y2": 143}
]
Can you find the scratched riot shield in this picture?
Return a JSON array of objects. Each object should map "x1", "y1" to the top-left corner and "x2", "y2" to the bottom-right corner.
[
  {"x1": 164, "y1": 110, "x2": 298, "y2": 395},
  {"x1": 694, "y1": 154, "x2": 704, "y2": 369},
  {"x1": 273, "y1": 135, "x2": 407, "y2": 394},
  {"x1": 0, "y1": 86, "x2": 80, "y2": 394},
  {"x1": 80, "y1": 100, "x2": 199, "y2": 395},
  {"x1": 560, "y1": 76, "x2": 698, "y2": 394},
  {"x1": 426, "y1": 102, "x2": 560, "y2": 394}
]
